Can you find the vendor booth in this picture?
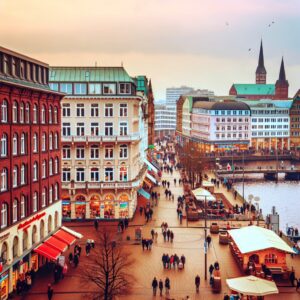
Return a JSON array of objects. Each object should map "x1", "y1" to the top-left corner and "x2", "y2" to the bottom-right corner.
[{"x1": 228, "y1": 226, "x2": 295, "y2": 275}]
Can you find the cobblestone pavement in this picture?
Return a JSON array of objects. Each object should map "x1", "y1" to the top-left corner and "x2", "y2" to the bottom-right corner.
[{"x1": 17, "y1": 167, "x2": 300, "y2": 300}]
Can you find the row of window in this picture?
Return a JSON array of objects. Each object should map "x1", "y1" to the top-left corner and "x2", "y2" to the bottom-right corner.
[
  {"x1": 0, "y1": 159, "x2": 59, "y2": 192},
  {"x1": 216, "y1": 133, "x2": 248, "y2": 139},
  {"x1": 62, "y1": 144, "x2": 128, "y2": 159},
  {"x1": 50, "y1": 82, "x2": 132, "y2": 96},
  {"x1": 62, "y1": 103, "x2": 128, "y2": 117},
  {"x1": 1, "y1": 100, "x2": 59, "y2": 124},
  {"x1": 252, "y1": 118, "x2": 289, "y2": 123},
  {"x1": 62, "y1": 122, "x2": 128, "y2": 137},
  {"x1": 62, "y1": 166, "x2": 128, "y2": 182},
  {"x1": 252, "y1": 125, "x2": 289, "y2": 129},
  {"x1": 0, "y1": 185, "x2": 59, "y2": 229},
  {"x1": 251, "y1": 110, "x2": 289, "y2": 115},
  {"x1": 214, "y1": 110, "x2": 249, "y2": 116},
  {"x1": 0, "y1": 132, "x2": 59, "y2": 158},
  {"x1": 216, "y1": 126, "x2": 249, "y2": 131},
  {"x1": 252, "y1": 132, "x2": 289, "y2": 137},
  {"x1": 215, "y1": 118, "x2": 249, "y2": 123}
]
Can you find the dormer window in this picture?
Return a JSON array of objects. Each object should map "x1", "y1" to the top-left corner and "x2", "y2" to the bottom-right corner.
[
  {"x1": 74, "y1": 83, "x2": 87, "y2": 95},
  {"x1": 119, "y1": 83, "x2": 131, "y2": 95},
  {"x1": 103, "y1": 83, "x2": 116, "y2": 94}
]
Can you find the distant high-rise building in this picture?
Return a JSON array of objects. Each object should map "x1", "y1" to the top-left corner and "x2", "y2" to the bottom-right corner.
[{"x1": 166, "y1": 86, "x2": 194, "y2": 107}]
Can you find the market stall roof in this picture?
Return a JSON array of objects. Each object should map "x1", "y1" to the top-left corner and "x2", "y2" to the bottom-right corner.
[
  {"x1": 228, "y1": 226, "x2": 295, "y2": 254},
  {"x1": 192, "y1": 188, "x2": 216, "y2": 201},
  {"x1": 146, "y1": 173, "x2": 157, "y2": 185},
  {"x1": 34, "y1": 243, "x2": 61, "y2": 261},
  {"x1": 44, "y1": 236, "x2": 68, "y2": 252},
  {"x1": 226, "y1": 275, "x2": 279, "y2": 296},
  {"x1": 138, "y1": 188, "x2": 150, "y2": 200},
  {"x1": 144, "y1": 158, "x2": 159, "y2": 174}
]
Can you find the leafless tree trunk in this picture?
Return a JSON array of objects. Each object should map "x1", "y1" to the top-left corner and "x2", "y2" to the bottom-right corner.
[{"x1": 82, "y1": 230, "x2": 134, "y2": 300}]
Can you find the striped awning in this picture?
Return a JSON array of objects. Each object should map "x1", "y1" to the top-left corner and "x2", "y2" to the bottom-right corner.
[
  {"x1": 144, "y1": 159, "x2": 159, "y2": 174},
  {"x1": 146, "y1": 173, "x2": 157, "y2": 184},
  {"x1": 138, "y1": 188, "x2": 150, "y2": 200}
]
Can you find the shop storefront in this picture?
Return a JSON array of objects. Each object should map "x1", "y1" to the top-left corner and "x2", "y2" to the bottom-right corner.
[
  {"x1": 118, "y1": 194, "x2": 129, "y2": 218},
  {"x1": 75, "y1": 195, "x2": 86, "y2": 219},
  {"x1": 90, "y1": 195, "x2": 100, "y2": 219},
  {"x1": 62, "y1": 196, "x2": 71, "y2": 219},
  {"x1": 31, "y1": 253, "x2": 39, "y2": 271},
  {"x1": 103, "y1": 194, "x2": 115, "y2": 219},
  {"x1": 0, "y1": 271, "x2": 8, "y2": 300}
]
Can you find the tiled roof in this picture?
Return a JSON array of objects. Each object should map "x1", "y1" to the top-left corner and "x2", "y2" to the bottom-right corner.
[
  {"x1": 49, "y1": 67, "x2": 135, "y2": 83},
  {"x1": 233, "y1": 84, "x2": 275, "y2": 95}
]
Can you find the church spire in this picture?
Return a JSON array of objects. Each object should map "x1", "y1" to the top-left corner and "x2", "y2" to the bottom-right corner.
[
  {"x1": 255, "y1": 40, "x2": 267, "y2": 84},
  {"x1": 278, "y1": 57, "x2": 286, "y2": 81}
]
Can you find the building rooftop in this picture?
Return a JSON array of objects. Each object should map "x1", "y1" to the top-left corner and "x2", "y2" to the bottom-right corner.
[
  {"x1": 49, "y1": 66, "x2": 135, "y2": 83},
  {"x1": 193, "y1": 100, "x2": 250, "y2": 111},
  {"x1": 238, "y1": 99, "x2": 293, "y2": 109},
  {"x1": 232, "y1": 84, "x2": 275, "y2": 95}
]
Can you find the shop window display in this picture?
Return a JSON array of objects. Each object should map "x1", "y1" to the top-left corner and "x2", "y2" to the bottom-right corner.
[
  {"x1": 119, "y1": 194, "x2": 129, "y2": 218},
  {"x1": 103, "y1": 194, "x2": 115, "y2": 219},
  {"x1": 75, "y1": 195, "x2": 86, "y2": 219},
  {"x1": 90, "y1": 195, "x2": 100, "y2": 219},
  {"x1": 62, "y1": 196, "x2": 71, "y2": 219}
]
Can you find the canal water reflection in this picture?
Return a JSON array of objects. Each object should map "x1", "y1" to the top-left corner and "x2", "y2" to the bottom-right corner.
[{"x1": 235, "y1": 181, "x2": 300, "y2": 231}]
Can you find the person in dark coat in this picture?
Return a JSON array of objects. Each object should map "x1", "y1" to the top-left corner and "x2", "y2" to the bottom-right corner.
[
  {"x1": 152, "y1": 277, "x2": 158, "y2": 296},
  {"x1": 181, "y1": 255, "x2": 186, "y2": 268},
  {"x1": 209, "y1": 264, "x2": 214, "y2": 277},
  {"x1": 159, "y1": 279, "x2": 163, "y2": 296},
  {"x1": 165, "y1": 277, "x2": 170, "y2": 296},
  {"x1": 290, "y1": 269, "x2": 296, "y2": 286},
  {"x1": 206, "y1": 235, "x2": 212, "y2": 248},
  {"x1": 195, "y1": 275, "x2": 200, "y2": 293},
  {"x1": 68, "y1": 252, "x2": 73, "y2": 264},
  {"x1": 47, "y1": 284, "x2": 54, "y2": 300},
  {"x1": 167, "y1": 229, "x2": 171, "y2": 242},
  {"x1": 94, "y1": 220, "x2": 98, "y2": 231},
  {"x1": 74, "y1": 254, "x2": 79, "y2": 267}
]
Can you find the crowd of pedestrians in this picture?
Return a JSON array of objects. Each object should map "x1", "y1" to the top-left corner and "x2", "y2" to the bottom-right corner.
[
  {"x1": 161, "y1": 254, "x2": 186, "y2": 270},
  {"x1": 151, "y1": 277, "x2": 171, "y2": 296}
]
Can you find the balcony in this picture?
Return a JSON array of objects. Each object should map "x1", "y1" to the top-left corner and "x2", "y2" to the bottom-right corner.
[
  {"x1": 88, "y1": 136, "x2": 101, "y2": 142},
  {"x1": 61, "y1": 136, "x2": 72, "y2": 142},
  {"x1": 73, "y1": 136, "x2": 87, "y2": 142},
  {"x1": 117, "y1": 133, "x2": 141, "y2": 142},
  {"x1": 102, "y1": 135, "x2": 117, "y2": 142}
]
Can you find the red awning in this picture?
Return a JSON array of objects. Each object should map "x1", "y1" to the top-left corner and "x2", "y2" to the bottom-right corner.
[
  {"x1": 53, "y1": 229, "x2": 76, "y2": 246},
  {"x1": 44, "y1": 236, "x2": 68, "y2": 252},
  {"x1": 34, "y1": 243, "x2": 61, "y2": 261}
]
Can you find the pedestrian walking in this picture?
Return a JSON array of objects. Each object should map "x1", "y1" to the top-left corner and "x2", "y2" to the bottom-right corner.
[
  {"x1": 181, "y1": 254, "x2": 186, "y2": 268},
  {"x1": 68, "y1": 252, "x2": 73, "y2": 264},
  {"x1": 174, "y1": 178, "x2": 177, "y2": 186},
  {"x1": 159, "y1": 279, "x2": 163, "y2": 296},
  {"x1": 74, "y1": 254, "x2": 79, "y2": 267},
  {"x1": 167, "y1": 229, "x2": 171, "y2": 242},
  {"x1": 195, "y1": 275, "x2": 200, "y2": 293},
  {"x1": 290, "y1": 269, "x2": 296, "y2": 286},
  {"x1": 86, "y1": 242, "x2": 91, "y2": 256},
  {"x1": 206, "y1": 235, "x2": 212, "y2": 248},
  {"x1": 151, "y1": 229, "x2": 155, "y2": 239},
  {"x1": 94, "y1": 220, "x2": 98, "y2": 231},
  {"x1": 152, "y1": 277, "x2": 158, "y2": 296},
  {"x1": 170, "y1": 231, "x2": 174, "y2": 243},
  {"x1": 163, "y1": 230, "x2": 167, "y2": 242},
  {"x1": 165, "y1": 277, "x2": 170, "y2": 296},
  {"x1": 209, "y1": 264, "x2": 214, "y2": 277},
  {"x1": 171, "y1": 194, "x2": 174, "y2": 202},
  {"x1": 154, "y1": 231, "x2": 158, "y2": 243},
  {"x1": 47, "y1": 284, "x2": 54, "y2": 300}
]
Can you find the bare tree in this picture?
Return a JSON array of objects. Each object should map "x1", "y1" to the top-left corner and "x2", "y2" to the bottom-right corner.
[{"x1": 82, "y1": 229, "x2": 134, "y2": 300}]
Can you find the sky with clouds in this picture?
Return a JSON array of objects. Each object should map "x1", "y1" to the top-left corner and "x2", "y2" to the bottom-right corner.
[{"x1": 0, "y1": 0, "x2": 299, "y2": 100}]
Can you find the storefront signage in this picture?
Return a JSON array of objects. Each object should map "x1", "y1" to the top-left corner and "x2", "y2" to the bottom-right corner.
[
  {"x1": 17, "y1": 212, "x2": 46, "y2": 230},
  {"x1": 0, "y1": 233, "x2": 9, "y2": 242}
]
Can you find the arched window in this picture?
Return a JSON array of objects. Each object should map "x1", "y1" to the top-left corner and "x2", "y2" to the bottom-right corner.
[
  {"x1": 49, "y1": 132, "x2": 53, "y2": 150},
  {"x1": 20, "y1": 102, "x2": 24, "y2": 123},
  {"x1": 42, "y1": 160, "x2": 46, "y2": 178},
  {"x1": 55, "y1": 211, "x2": 59, "y2": 228},
  {"x1": 20, "y1": 195, "x2": 26, "y2": 218},
  {"x1": 42, "y1": 133, "x2": 46, "y2": 151},
  {"x1": 25, "y1": 103, "x2": 30, "y2": 123},
  {"x1": 21, "y1": 164, "x2": 26, "y2": 185},
  {"x1": 12, "y1": 101, "x2": 18, "y2": 123},
  {"x1": 54, "y1": 107, "x2": 58, "y2": 124},
  {"x1": 33, "y1": 192, "x2": 38, "y2": 212},
  {"x1": 49, "y1": 106, "x2": 53, "y2": 124},
  {"x1": 41, "y1": 105, "x2": 46, "y2": 124},
  {"x1": 120, "y1": 144, "x2": 128, "y2": 158},
  {"x1": 49, "y1": 158, "x2": 53, "y2": 176},
  {"x1": 54, "y1": 132, "x2": 58, "y2": 149},
  {"x1": 49, "y1": 185, "x2": 53, "y2": 204},
  {"x1": 13, "y1": 133, "x2": 18, "y2": 155},
  {"x1": 20, "y1": 133, "x2": 26, "y2": 154},
  {"x1": 12, "y1": 236, "x2": 19, "y2": 258},
  {"x1": 54, "y1": 183, "x2": 59, "y2": 201},
  {"x1": 48, "y1": 215, "x2": 53, "y2": 233},
  {"x1": 33, "y1": 133, "x2": 38, "y2": 153},
  {"x1": 13, "y1": 165, "x2": 18, "y2": 187},
  {"x1": 22, "y1": 231, "x2": 28, "y2": 251},
  {"x1": 33, "y1": 104, "x2": 38, "y2": 123},
  {"x1": 54, "y1": 157, "x2": 59, "y2": 174},
  {"x1": 33, "y1": 162, "x2": 38, "y2": 181},
  {"x1": 42, "y1": 188, "x2": 46, "y2": 207},
  {"x1": 40, "y1": 220, "x2": 45, "y2": 240},
  {"x1": 1, "y1": 168, "x2": 8, "y2": 191},
  {"x1": 0, "y1": 134, "x2": 7, "y2": 157},
  {"x1": 13, "y1": 199, "x2": 18, "y2": 223},
  {"x1": 1, "y1": 100, "x2": 8, "y2": 122},
  {"x1": 32, "y1": 225, "x2": 37, "y2": 244},
  {"x1": 119, "y1": 163, "x2": 128, "y2": 181},
  {"x1": 1, "y1": 203, "x2": 8, "y2": 229},
  {"x1": 1, "y1": 242, "x2": 8, "y2": 264}
]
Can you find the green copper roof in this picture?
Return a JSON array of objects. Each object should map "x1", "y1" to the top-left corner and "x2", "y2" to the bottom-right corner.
[
  {"x1": 233, "y1": 84, "x2": 275, "y2": 95},
  {"x1": 136, "y1": 75, "x2": 148, "y2": 95},
  {"x1": 49, "y1": 67, "x2": 135, "y2": 83}
]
